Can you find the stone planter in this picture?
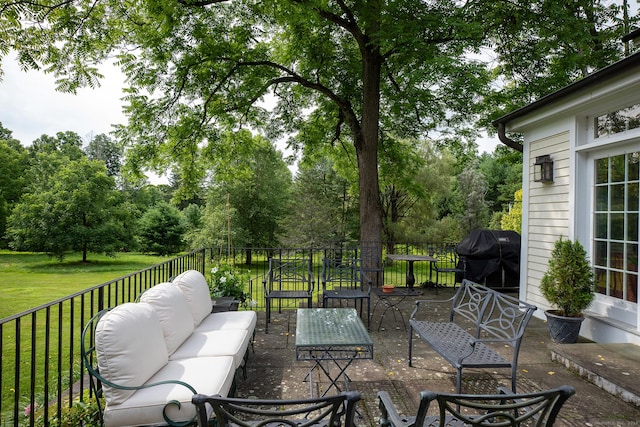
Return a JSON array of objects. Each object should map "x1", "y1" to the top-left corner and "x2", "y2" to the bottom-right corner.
[{"x1": 545, "y1": 310, "x2": 585, "y2": 344}]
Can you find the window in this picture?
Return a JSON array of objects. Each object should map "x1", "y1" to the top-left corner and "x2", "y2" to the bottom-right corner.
[
  {"x1": 595, "y1": 104, "x2": 640, "y2": 138},
  {"x1": 593, "y1": 152, "x2": 639, "y2": 302}
]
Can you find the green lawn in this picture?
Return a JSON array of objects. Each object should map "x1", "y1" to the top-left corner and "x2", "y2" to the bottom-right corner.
[{"x1": 0, "y1": 250, "x2": 173, "y2": 319}]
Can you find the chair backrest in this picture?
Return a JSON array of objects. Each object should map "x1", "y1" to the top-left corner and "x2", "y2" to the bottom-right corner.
[
  {"x1": 433, "y1": 248, "x2": 457, "y2": 267},
  {"x1": 414, "y1": 386, "x2": 575, "y2": 427},
  {"x1": 322, "y1": 257, "x2": 361, "y2": 287},
  {"x1": 265, "y1": 258, "x2": 314, "y2": 292},
  {"x1": 192, "y1": 391, "x2": 361, "y2": 427},
  {"x1": 359, "y1": 244, "x2": 383, "y2": 287}
]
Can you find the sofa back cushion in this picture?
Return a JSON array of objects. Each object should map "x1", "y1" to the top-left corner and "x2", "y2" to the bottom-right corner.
[
  {"x1": 172, "y1": 270, "x2": 212, "y2": 326},
  {"x1": 95, "y1": 303, "x2": 169, "y2": 405},
  {"x1": 140, "y1": 282, "x2": 195, "y2": 355}
]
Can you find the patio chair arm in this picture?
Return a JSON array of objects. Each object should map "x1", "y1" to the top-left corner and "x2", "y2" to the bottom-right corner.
[
  {"x1": 361, "y1": 269, "x2": 373, "y2": 294},
  {"x1": 378, "y1": 390, "x2": 435, "y2": 427},
  {"x1": 378, "y1": 391, "x2": 415, "y2": 427}
]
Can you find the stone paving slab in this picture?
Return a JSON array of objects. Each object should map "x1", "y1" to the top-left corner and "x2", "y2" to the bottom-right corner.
[{"x1": 236, "y1": 289, "x2": 640, "y2": 426}]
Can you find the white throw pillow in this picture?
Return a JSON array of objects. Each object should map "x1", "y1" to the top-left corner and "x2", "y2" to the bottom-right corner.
[
  {"x1": 139, "y1": 283, "x2": 195, "y2": 355},
  {"x1": 172, "y1": 270, "x2": 212, "y2": 326},
  {"x1": 95, "y1": 303, "x2": 169, "y2": 405}
]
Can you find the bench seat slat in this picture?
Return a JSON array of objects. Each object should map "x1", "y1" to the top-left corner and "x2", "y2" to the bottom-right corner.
[{"x1": 409, "y1": 320, "x2": 510, "y2": 368}]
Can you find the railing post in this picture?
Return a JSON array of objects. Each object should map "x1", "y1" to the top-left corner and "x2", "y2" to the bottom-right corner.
[{"x1": 98, "y1": 286, "x2": 105, "y2": 312}]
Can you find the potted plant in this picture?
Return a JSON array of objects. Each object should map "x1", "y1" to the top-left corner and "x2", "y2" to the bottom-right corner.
[
  {"x1": 208, "y1": 265, "x2": 251, "y2": 310},
  {"x1": 540, "y1": 237, "x2": 595, "y2": 343}
]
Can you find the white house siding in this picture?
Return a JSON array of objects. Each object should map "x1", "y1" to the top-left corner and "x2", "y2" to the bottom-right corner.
[
  {"x1": 525, "y1": 131, "x2": 571, "y2": 312},
  {"x1": 502, "y1": 53, "x2": 640, "y2": 344}
]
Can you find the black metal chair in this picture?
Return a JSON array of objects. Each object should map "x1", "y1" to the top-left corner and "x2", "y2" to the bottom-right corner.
[
  {"x1": 192, "y1": 391, "x2": 361, "y2": 427},
  {"x1": 263, "y1": 257, "x2": 314, "y2": 333},
  {"x1": 321, "y1": 257, "x2": 371, "y2": 327},
  {"x1": 378, "y1": 385, "x2": 575, "y2": 427},
  {"x1": 431, "y1": 250, "x2": 466, "y2": 290}
]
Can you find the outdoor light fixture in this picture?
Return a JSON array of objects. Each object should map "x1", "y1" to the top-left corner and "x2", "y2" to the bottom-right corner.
[{"x1": 534, "y1": 155, "x2": 554, "y2": 183}]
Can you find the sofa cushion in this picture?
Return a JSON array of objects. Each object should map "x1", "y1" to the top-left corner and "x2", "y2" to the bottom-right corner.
[
  {"x1": 102, "y1": 355, "x2": 235, "y2": 427},
  {"x1": 196, "y1": 311, "x2": 257, "y2": 335},
  {"x1": 172, "y1": 270, "x2": 212, "y2": 327},
  {"x1": 95, "y1": 303, "x2": 169, "y2": 406},
  {"x1": 169, "y1": 329, "x2": 251, "y2": 369},
  {"x1": 140, "y1": 282, "x2": 195, "y2": 355}
]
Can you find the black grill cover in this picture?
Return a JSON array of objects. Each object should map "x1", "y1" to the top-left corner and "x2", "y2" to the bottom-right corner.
[{"x1": 455, "y1": 230, "x2": 521, "y2": 290}]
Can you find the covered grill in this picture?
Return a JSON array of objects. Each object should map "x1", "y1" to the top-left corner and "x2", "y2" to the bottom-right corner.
[{"x1": 455, "y1": 230, "x2": 521, "y2": 291}]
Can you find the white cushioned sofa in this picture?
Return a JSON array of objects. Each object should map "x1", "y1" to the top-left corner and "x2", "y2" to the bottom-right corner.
[{"x1": 83, "y1": 270, "x2": 256, "y2": 427}]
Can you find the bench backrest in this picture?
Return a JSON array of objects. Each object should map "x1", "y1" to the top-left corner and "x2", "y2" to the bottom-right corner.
[
  {"x1": 450, "y1": 280, "x2": 493, "y2": 325},
  {"x1": 452, "y1": 280, "x2": 537, "y2": 345},
  {"x1": 479, "y1": 290, "x2": 537, "y2": 344}
]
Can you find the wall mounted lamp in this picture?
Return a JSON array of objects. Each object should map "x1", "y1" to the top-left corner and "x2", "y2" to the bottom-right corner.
[{"x1": 534, "y1": 155, "x2": 554, "y2": 183}]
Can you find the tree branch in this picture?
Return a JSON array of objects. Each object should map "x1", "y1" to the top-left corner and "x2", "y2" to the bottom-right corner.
[{"x1": 175, "y1": 0, "x2": 229, "y2": 6}]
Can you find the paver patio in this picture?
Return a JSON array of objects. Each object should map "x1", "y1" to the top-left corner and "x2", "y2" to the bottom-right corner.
[{"x1": 234, "y1": 287, "x2": 640, "y2": 426}]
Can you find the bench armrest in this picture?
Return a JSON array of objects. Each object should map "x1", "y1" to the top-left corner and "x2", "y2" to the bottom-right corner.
[{"x1": 409, "y1": 297, "x2": 456, "y2": 320}]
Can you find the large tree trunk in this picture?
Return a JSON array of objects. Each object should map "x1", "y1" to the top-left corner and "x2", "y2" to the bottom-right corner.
[{"x1": 356, "y1": 40, "x2": 383, "y2": 277}]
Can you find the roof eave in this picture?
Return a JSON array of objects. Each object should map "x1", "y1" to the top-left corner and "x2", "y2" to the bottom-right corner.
[{"x1": 492, "y1": 51, "x2": 640, "y2": 128}]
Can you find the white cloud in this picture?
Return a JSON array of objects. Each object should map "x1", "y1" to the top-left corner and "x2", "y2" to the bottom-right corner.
[{"x1": 0, "y1": 55, "x2": 126, "y2": 145}]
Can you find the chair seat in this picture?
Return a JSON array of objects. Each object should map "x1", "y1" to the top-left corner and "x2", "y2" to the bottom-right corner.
[
  {"x1": 435, "y1": 266, "x2": 464, "y2": 273},
  {"x1": 324, "y1": 289, "x2": 368, "y2": 299}
]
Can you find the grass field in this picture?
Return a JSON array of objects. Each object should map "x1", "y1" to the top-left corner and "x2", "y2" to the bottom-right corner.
[{"x1": 0, "y1": 250, "x2": 173, "y2": 320}]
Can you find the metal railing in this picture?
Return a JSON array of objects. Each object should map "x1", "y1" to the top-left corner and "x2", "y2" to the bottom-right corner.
[
  {"x1": 210, "y1": 243, "x2": 461, "y2": 310},
  {"x1": 0, "y1": 243, "x2": 461, "y2": 426}
]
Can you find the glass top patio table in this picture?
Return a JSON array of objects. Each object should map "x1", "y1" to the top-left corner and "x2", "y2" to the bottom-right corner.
[{"x1": 295, "y1": 308, "x2": 373, "y2": 361}]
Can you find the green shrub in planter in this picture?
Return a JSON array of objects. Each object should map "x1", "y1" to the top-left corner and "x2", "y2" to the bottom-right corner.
[
  {"x1": 540, "y1": 237, "x2": 595, "y2": 343},
  {"x1": 540, "y1": 237, "x2": 595, "y2": 317}
]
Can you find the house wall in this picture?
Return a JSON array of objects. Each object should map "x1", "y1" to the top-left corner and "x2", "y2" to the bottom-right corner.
[
  {"x1": 507, "y1": 64, "x2": 640, "y2": 344},
  {"x1": 524, "y1": 130, "x2": 571, "y2": 312}
]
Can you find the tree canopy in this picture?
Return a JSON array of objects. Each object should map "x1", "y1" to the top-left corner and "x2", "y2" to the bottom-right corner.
[
  {"x1": 1, "y1": 0, "x2": 636, "y2": 263},
  {"x1": 6, "y1": 158, "x2": 135, "y2": 261}
]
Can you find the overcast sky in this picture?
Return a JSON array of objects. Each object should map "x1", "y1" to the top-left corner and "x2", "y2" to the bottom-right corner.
[
  {"x1": 1, "y1": 56, "x2": 127, "y2": 145},
  {"x1": 0, "y1": 53, "x2": 499, "y2": 154}
]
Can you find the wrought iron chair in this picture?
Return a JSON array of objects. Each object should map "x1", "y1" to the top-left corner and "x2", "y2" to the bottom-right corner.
[
  {"x1": 192, "y1": 391, "x2": 361, "y2": 427},
  {"x1": 431, "y1": 250, "x2": 466, "y2": 290},
  {"x1": 263, "y1": 257, "x2": 314, "y2": 333},
  {"x1": 321, "y1": 257, "x2": 372, "y2": 327},
  {"x1": 378, "y1": 385, "x2": 575, "y2": 427}
]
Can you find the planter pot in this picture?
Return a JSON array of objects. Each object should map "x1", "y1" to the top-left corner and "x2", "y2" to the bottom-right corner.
[
  {"x1": 544, "y1": 310, "x2": 585, "y2": 344},
  {"x1": 212, "y1": 297, "x2": 240, "y2": 312}
]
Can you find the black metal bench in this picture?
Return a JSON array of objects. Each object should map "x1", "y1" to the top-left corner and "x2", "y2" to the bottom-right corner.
[{"x1": 408, "y1": 280, "x2": 537, "y2": 393}]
